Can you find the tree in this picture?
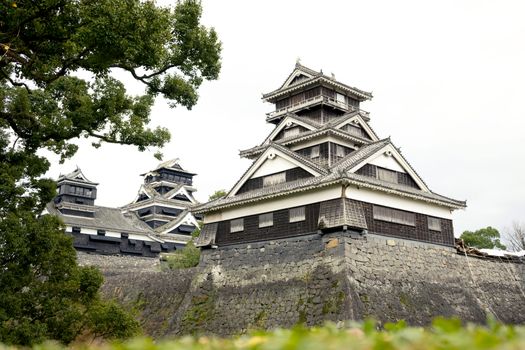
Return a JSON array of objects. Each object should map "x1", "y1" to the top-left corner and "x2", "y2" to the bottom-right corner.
[
  {"x1": 208, "y1": 189, "x2": 227, "y2": 201},
  {"x1": 459, "y1": 226, "x2": 506, "y2": 250},
  {"x1": 504, "y1": 221, "x2": 525, "y2": 252},
  {"x1": 163, "y1": 225, "x2": 201, "y2": 269},
  {"x1": 0, "y1": 0, "x2": 221, "y2": 345}
]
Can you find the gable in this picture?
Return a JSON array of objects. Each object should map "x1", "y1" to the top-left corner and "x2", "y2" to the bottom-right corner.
[
  {"x1": 252, "y1": 155, "x2": 298, "y2": 178},
  {"x1": 368, "y1": 153, "x2": 405, "y2": 173},
  {"x1": 281, "y1": 69, "x2": 315, "y2": 89},
  {"x1": 335, "y1": 116, "x2": 378, "y2": 141},
  {"x1": 228, "y1": 146, "x2": 324, "y2": 197},
  {"x1": 167, "y1": 187, "x2": 197, "y2": 204},
  {"x1": 349, "y1": 144, "x2": 429, "y2": 192},
  {"x1": 262, "y1": 116, "x2": 318, "y2": 145}
]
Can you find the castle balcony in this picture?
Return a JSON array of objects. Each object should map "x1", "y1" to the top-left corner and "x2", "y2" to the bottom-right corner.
[{"x1": 266, "y1": 95, "x2": 364, "y2": 122}]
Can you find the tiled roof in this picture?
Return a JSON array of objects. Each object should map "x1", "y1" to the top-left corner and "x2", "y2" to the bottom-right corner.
[
  {"x1": 318, "y1": 198, "x2": 368, "y2": 230},
  {"x1": 240, "y1": 123, "x2": 374, "y2": 159},
  {"x1": 46, "y1": 203, "x2": 153, "y2": 234},
  {"x1": 263, "y1": 64, "x2": 373, "y2": 102},
  {"x1": 195, "y1": 137, "x2": 466, "y2": 214},
  {"x1": 154, "y1": 209, "x2": 192, "y2": 233},
  {"x1": 195, "y1": 222, "x2": 218, "y2": 247},
  {"x1": 58, "y1": 167, "x2": 98, "y2": 185},
  {"x1": 140, "y1": 158, "x2": 196, "y2": 176},
  {"x1": 330, "y1": 139, "x2": 391, "y2": 171}
]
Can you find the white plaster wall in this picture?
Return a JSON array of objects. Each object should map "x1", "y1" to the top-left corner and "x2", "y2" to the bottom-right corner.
[
  {"x1": 252, "y1": 155, "x2": 298, "y2": 177},
  {"x1": 204, "y1": 185, "x2": 342, "y2": 223},
  {"x1": 66, "y1": 226, "x2": 123, "y2": 238},
  {"x1": 345, "y1": 186, "x2": 453, "y2": 219},
  {"x1": 368, "y1": 153, "x2": 406, "y2": 173}
]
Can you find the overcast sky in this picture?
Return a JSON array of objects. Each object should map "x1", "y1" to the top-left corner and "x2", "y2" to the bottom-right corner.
[{"x1": 45, "y1": 0, "x2": 525, "y2": 238}]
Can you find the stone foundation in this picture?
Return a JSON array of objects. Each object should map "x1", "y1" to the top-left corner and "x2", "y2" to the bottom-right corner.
[{"x1": 98, "y1": 232, "x2": 525, "y2": 337}]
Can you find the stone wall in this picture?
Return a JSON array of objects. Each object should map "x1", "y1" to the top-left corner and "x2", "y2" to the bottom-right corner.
[
  {"x1": 96, "y1": 232, "x2": 525, "y2": 338},
  {"x1": 77, "y1": 251, "x2": 161, "y2": 273}
]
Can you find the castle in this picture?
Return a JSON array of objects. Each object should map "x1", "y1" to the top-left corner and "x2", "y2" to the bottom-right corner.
[
  {"x1": 46, "y1": 159, "x2": 200, "y2": 257},
  {"x1": 194, "y1": 63, "x2": 466, "y2": 248}
]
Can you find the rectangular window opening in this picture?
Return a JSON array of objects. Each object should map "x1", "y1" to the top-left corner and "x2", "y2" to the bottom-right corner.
[
  {"x1": 259, "y1": 213, "x2": 273, "y2": 228},
  {"x1": 428, "y1": 217, "x2": 442, "y2": 231},
  {"x1": 310, "y1": 145, "x2": 320, "y2": 158},
  {"x1": 377, "y1": 167, "x2": 398, "y2": 184},
  {"x1": 262, "y1": 172, "x2": 286, "y2": 187},
  {"x1": 373, "y1": 205, "x2": 415, "y2": 227},
  {"x1": 289, "y1": 206, "x2": 306, "y2": 223},
  {"x1": 230, "y1": 218, "x2": 244, "y2": 233}
]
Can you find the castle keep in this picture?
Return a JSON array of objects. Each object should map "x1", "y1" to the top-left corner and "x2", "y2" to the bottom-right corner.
[{"x1": 195, "y1": 63, "x2": 466, "y2": 248}]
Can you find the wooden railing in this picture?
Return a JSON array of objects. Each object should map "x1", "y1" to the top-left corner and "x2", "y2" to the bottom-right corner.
[{"x1": 266, "y1": 95, "x2": 360, "y2": 119}]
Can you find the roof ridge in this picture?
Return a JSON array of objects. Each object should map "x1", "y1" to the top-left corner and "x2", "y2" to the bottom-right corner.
[
  {"x1": 330, "y1": 138, "x2": 390, "y2": 170},
  {"x1": 269, "y1": 142, "x2": 329, "y2": 175}
]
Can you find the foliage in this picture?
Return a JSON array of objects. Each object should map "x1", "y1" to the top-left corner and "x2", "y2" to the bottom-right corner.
[
  {"x1": 208, "y1": 189, "x2": 227, "y2": 201},
  {"x1": 504, "y1": 221, "x2": 525, "y2": 252},
  {"x1": 3, "y1": 319, "x2": 525, "y2": 350},
  {"x1": 0, "y1": 0, "x2": 221, "y2": 345},
  {"x1": 460, "y1": 227, "x2": 506, "y2": 250},
  {"x1": 163, "y1": 227, "x2": 201, "y2": 270}
]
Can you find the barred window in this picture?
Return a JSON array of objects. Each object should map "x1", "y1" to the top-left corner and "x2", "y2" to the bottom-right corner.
[
  {"x1": 377, "y1": 167, "x2": 398, "y2": 184},
  {"x1": 373, "y1": 205, "x2": 415, "y2": 226},
  {"x1": 283, "y1": 127, "x2": 300, "y2": 138},
  {"x1": 259, "y1": 213, "x2": 273, "y2": 228},
  {"x1": 428, "y1": 217, "x2": 441, "y2": 231},
  {"x1": 262, "y1": 172, "x2": 286, "y2": 187},
  {"x1": 230, "y1": 218, "x2": 244, "y2": 233},
  {"x1": 335, "y1": 144, "x2": 345, "y2": 158},
  {"x1": 346, "y1": 124, "x2": 365, "y2": 138},
  {"x1": 310, "y1": 145, "x2": 320, "y2": 158},
  {"x1": 68, "y1": 186, "x2": 92, "y2": 197},
  {"x1": 289, "y1": 206, "x2": 306, "y2": 223}
]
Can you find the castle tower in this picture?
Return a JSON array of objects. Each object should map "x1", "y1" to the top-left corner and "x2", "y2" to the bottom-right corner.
[
  {"x1": 123, "y1": 159, "x2": 200, "y2": 240},
  {"x1": 55, "y1": 167, "x2": 98, "y2": 217},
  {"x1": 194, "y1": 63, "x2": 466, "y2": 248}
]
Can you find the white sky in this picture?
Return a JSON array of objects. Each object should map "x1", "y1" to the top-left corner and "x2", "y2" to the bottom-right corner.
[{"x1": 45, "y1": 0, "x2": 525, "y2": 237}]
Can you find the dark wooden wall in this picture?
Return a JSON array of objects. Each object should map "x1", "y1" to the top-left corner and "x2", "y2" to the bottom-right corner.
[{"x1": 209, "y1": 198, "x2": 454, "y2": 247}]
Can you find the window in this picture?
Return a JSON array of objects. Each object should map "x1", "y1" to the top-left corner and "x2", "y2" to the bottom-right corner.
[
  {"x1": 262, "y1": 172, "x2": 286, "y2": 187},
  {"x1": 335, "y1": 144, "x2": 345, "y2": 158},
  {"x1": 289, "y1": 206, "x2": 306, "y2": 222},
  {"x1": 230, "y1": 218, "x2": 244, "y2": 233},
  {"x1": 377, "y1": 167, "x2": 398, "y2": 184},
  {"x1": 259, "y1": 213, "x2": 273, "y2": 228},
  {"x1": 97, "y1": 229, "x2": 106, "y2": 236},
  {"x1": 283, "y1": 127, "x2": 300, "y2": 138},
  {"x1": 310, "y1": 145, "x2": 320, "y2": 158},
  {"x1": 336, "y1": 92, "x2": 346, "y2": 103},
  {"x1": 68, "y1": 185, "x2": 92, "y2": 197},
  {"x1": 373, "y1": 205, "x2": 415, "y2": 226},
  {"x1": 428, "y1": 217, "x2": 441, "y2": 231},
  {"x1": 346, "y1": 124, "x2": 364, "y2": 137},
  {"x1": 72, "y1": 226, "x2": 81, "y2": 233}
]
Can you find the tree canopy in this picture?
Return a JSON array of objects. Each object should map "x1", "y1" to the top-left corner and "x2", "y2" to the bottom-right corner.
[
  {"x1": 459, "y1": 226, "x2": 506, "y2": 250},
  {"x1": 208, "y1": 189, "x2": 227, "y2": 201},
  {"x1": 0, "y1": 0, "x2": 221, "y2": 345}
]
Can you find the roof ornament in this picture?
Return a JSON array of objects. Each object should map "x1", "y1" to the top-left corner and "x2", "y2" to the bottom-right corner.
[
  {"x1": 295, "y1": 57, "x2": 301, "y2": 67},
  {"x1": 331, "y1": 72, "x2": 336, "y2": 80}
]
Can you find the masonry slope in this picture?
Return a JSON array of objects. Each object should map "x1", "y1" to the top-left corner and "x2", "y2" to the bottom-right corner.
[{"x1": 99, "y1": 232, "x2": 525, "y2": 337}]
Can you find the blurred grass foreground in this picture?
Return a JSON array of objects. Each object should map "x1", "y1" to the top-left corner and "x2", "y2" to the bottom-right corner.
[{"x1": 3, "y1": 318, "x2": 525, "y2": 350}]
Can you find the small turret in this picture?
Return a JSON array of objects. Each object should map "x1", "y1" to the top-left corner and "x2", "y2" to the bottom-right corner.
[{"x1": 55, "y1": 168, "x2": 98, "y2": 217}]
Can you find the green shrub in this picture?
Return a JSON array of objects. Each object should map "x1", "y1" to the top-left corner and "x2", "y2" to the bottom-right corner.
[
  {"x1": 163, "y1": 241, "x2": 201, "y2": 269},
  {"x1": 5, "y1": 318, "x2": 525, "y2": 350}
]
